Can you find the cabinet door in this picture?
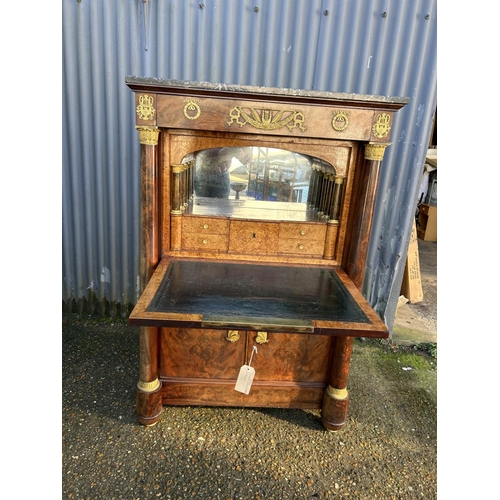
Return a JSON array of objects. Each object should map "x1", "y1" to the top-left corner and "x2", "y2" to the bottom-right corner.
[
  {"x1": 160, "y1": 327, "x2": 244, "y2": 379},
  {"x1": 246, "y1": 331, "x2": 333, "y2": 383}
]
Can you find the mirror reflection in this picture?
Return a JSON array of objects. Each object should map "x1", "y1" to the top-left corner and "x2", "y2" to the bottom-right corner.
[
  {"x1": 193, "y1": 147, "x2": 313, "y2": 203},
  {"x1": 177, "y1": 146, "x2": 342, "y2": 222}
]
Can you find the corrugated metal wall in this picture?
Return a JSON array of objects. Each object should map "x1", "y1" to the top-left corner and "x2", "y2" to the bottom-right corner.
[{"x1": 62, "y1": 0, "x2": 437, "y2": 330}]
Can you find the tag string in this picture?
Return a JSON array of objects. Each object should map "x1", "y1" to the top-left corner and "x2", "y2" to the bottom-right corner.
[{"x1": 248, "y1": 346, "x2": 258, "y2": 367}]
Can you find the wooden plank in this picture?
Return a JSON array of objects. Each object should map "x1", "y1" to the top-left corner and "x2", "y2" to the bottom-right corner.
[{"x1": 401, "y1": 219, "x2": 424, "y2": 303}]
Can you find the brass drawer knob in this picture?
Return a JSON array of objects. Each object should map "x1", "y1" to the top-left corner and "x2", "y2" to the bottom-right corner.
[
  {"x1": 298, "y1": 244, "x2": 304, "y2": 250},
  {"x1": 203, "y1": 224, "x2": 209, "y2": 229},
  {"x1": 300, "y1": 230, "x2": 306, "y2": 236},
  {"x1": 203, "y1": 239, "x2": 208, "y2": 244}
]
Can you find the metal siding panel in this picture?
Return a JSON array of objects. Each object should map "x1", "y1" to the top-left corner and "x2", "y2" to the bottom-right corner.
[
  {"x1": 311, "y1": 1, "x2": 437, "y2": 328},
  {"x1": 62, "y1": 0, "x2": 437, "y2": 325},
  {"x1": 63, "y1": 0, "x2": 144, "y2": 314},
  {"x1": 369, "y1": 2, "x2": 437, "y2": 329}
]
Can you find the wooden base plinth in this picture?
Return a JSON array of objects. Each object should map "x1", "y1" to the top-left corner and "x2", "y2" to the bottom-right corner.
[
  {"x1": 136, "y1": 384, "x2": 163, "y2": 426},
  {"x1": 320, "y1": 389, "x2": 349, "y2": 431}
]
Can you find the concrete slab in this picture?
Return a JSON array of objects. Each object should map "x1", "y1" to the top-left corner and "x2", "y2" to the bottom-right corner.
[
  {"x1": 392, "y1": 303, "x2": 437, "y2": 346},
  {"x1": 391, "y1": 239, "x2": 437, "y2": 346}
]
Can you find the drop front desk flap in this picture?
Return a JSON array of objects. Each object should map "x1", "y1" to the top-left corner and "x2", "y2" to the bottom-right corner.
[
  {"x1": 126, "y1": 76, "x2": 408, "y2": 429},
  {"x1": 129, "y1": 257, "x2": 388, "y2": 338}
]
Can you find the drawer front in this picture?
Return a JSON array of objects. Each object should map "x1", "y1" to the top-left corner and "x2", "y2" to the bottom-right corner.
[
  {"x1": 181, "y1": 233, "x2": 229, "y2": 251},
  {"x1": 229, "y1": 221, "x2": 279, "y2": 254},
  {"x1": 279, "y1": 223, "x2": 326, "y2": 240},
  {"x1": 278, "y1": 238, "x2": 325, "y2": 256},
  {"x1": 182, "y1": 216, "x2": 229, "y2": 235}
]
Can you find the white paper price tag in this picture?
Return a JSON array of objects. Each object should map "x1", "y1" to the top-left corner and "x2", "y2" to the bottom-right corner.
[
  {"x1": 234, "y1": 345, "x2": 258, "y2": 395},
  {"x1": 234, "y1": 365, "x2": 255, "y2": 395}
]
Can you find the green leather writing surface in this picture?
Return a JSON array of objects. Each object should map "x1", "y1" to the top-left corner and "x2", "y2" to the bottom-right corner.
[{"x1": 147, "y1": 261, "x2": 369, "y2": 325}]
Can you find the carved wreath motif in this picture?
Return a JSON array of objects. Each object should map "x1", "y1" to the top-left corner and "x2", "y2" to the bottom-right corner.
[
  {"x1": 183, "y1": 99, "x2": 201, "y2": 120},
  {"x1": 331, "y1": 110, "x2": 350, "y2": 131}
]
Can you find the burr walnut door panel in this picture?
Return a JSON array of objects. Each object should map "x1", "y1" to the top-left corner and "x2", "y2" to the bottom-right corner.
[
  {"x1": 160, "y1": 328, "x2": 245, "y2": 380},
  {"x1": 246, "y1": 331, "x2": 333, "y2": 383}
]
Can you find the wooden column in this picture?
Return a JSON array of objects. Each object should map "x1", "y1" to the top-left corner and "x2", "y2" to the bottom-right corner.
[
  {"x1": 323, "y1": 176, "x2": 344, "y2": 259},
  {"x1": 321, "y1": 336, "x2": 353, "y2": 431},
  {"x1": 323, "y1": 144, "x2": 390, "y2": 431},
  {"x1": 135, "y1": 126, "x2": 163, "y2": 426},
  {"x1": 330, "y1": 176, "x2": 345, "y2": 222},
  {"x1": 344, "y1": 142, "x2": 391, "y2": 290},
  {"x1": 170, "y1": 165, "x2": 184, "y2": 251}
]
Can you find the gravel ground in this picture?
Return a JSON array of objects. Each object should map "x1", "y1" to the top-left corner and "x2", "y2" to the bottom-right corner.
[{"x1": 62, "y1": 315, "x2": 437, "y2": 499}]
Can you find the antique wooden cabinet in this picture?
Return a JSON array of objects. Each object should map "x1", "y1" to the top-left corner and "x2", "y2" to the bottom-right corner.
[{"x1": 126, "y1": 76, "x2": 408, "y2": 430}]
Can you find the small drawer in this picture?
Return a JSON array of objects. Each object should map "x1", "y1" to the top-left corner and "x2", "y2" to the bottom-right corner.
[
  {"x1": 182, "y1": 216, "x2": 229, "y2": 235},
  {"x1": 181, "y1": 233, "x2": 229, "y2": 251},
  {"x1": 229, "y1": 221, "x2": 279, "y2": 254},
  {"x1": 279, "y1": 223, "x2": 326, "y2": 240},
  {"x1": 278, "y1": 238, "x2": 325, "y2": 256}
]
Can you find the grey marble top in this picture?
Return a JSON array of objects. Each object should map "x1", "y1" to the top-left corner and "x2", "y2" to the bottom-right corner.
[{"x1": 125, "y1": 75, "x2": 409, "y2": 106}]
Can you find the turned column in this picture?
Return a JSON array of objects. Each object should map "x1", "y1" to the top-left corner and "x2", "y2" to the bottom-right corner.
[
  {"x1": 170, "y1": 165, "x2": 184, "y2": 250},
  {"x1": 321, "y1": 336, "x2": 353, "y2": 431},
  {"x1": 344, "y1": 142, "x2": 391, "y2": 289},
  {"x1": 323, "y1": 176, "x2": 345, "y2": 260},
  {"x1": 135, "y1": 125, "x2": 163, "y2": 426},
  {"x1": 322, "y1": 143, "x2": 390, "y2": 431}
]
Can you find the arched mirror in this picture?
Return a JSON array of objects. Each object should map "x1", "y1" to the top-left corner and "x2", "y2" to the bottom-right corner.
[
  {"x1": 179, "y1": 147, "x2": 343, "y2": 222},
  {"x1": 193, "y1": 147, "x2": 314, "y2": 203}
]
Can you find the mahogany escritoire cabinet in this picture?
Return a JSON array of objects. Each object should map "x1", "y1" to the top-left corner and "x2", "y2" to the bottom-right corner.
[{"x1": 126, "y1": 76, "x2": 409, "y2": 430}]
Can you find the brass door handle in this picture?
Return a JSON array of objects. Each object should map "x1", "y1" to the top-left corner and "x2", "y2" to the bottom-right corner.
[
  {"x1": 255, "y1": 331, "x2": 269, "y2": 344},
  {"x1": 226, "y1": 330, "x2": 240, "y2": 342}
]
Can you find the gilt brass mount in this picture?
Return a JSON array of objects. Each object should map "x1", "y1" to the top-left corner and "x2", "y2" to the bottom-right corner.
[
  {"x1": 183, "y1": 99, "x2": 201, "y2": 120},
  {"x1": 364, "y1": 142, "x2": 391, "y2": 161},
  {"x1": 255, "y1": 331, "x2": 269, "y2": 344},
  {"x1": 136, "y1": 126, "x2": 160, "y2": 146},
  {"x1": 227, "y1": 106, "x2": 306, "y2": 131},
  {"x1": 326, "y1": 384, "x2": 348, "y2": 400},
  {"x1": 226, "y1": 330, "x2": 240, "y2": 342},
  {"x1": 331, "y1": 110, "x2": 350, "y2": 131},
  {"x1": 136, "y1": 94, "x2": 155, "y2": 120},
  {"x1": 372, "y1": 113, "x2": 391, "y2": 138},
  {"x1": 137, "y1": 378, "x2": 161, "y2": 393}
]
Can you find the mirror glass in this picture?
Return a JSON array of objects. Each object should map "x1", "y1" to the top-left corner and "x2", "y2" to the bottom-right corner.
[
  {"x1": 183, "y1": 147, "x2": 337, "y2": 221},
  {"x1": 193, "y1": 147, "x2": 316, "y2": 202}
]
